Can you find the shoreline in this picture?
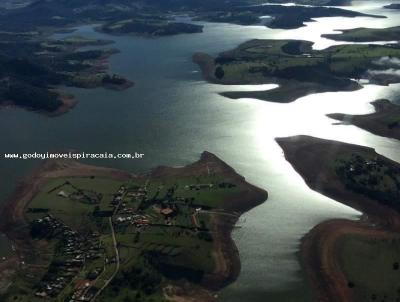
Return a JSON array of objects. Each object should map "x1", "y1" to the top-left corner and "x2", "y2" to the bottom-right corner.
[
  {"x1": 277, "y1": 136, "x2": 400, "y2": 302},
  {"x1": 102, "y1": 80, "x2": 135, "y2": 91},
  {"x1": 48, "y1": 93, "x2": 78, "y2": 116},
  {"x1": 0, "y1": 93, "x2": 77, "y2": 117},
  {"x1": 0, "y1": 152, "x2": 268, "y2": 301},
  {"x1": 0, "y1": 32, "x2": 134, "y2": 116},
  {"x1": 321, "y1": 26, "x2": 400, "y2": 42},
  {"x1": 193, "y1": 39, "x2": 400, "y2": 104},
  {"x1": 149, "y1": 152, "x2": 268, "y2": 297},
  {"x1": 300, "y1": 218, "x2": 399, "y2": 302},
  {"x1": 276, "y1": 136, "x2": 400, "y2": 229},
  {"x1": 328, "y1": 99, "x2": 400, "y2": 141},
  {"x1": 192, "y1": 49, "x2": 362, "y2": 103}
]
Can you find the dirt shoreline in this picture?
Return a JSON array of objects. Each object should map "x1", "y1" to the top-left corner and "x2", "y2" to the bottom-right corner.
[
  {"x1": 192, "y1": 52, "x2": 361, "y2": 103},
  {"x1": 150, "y1": 151, "x2": 268, "y2": 299},
  {"x1": 277, "y1": 135, "x2": 400, "y2": 302},
  {"x1": 0, "y1": 42, "x2": 133, "y2": 117},
  {"x1": 300, "y1": 219, "x2": 399, "y2": 302},
  {"x1": 0, "y1": 93, "x2": 77, "y2": 117},
  {"x1": 0, "y1": 152, "x2": 268, "y2": 301},
  {"x1": 328, "y1": 99, "x2": 400, "y2": 141}
]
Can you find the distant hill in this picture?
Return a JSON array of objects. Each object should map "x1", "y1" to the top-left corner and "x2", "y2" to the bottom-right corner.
[
  {"x1": 0, "y1": 0, "x2": 32, "y2": 9},
  {"x1": 0, "y1": 0, "x2": 354, "y2": 31}
]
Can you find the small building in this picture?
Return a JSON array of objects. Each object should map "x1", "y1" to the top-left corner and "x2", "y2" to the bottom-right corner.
[
  {"x1": 58, "y1": 191, "x2": 69, "y2": 198},
  {"x1": 161, "y1": 208, "x2": 174, "y2": 216}
]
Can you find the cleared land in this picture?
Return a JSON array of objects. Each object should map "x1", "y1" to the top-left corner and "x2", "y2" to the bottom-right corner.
[
  {"x1": 337, "y1": 234, "x2": 400, "y2": 302},
  {"x1": 323, "y1": 26, "x2": 400, "y2": 42},
  {"x1": 194, "y1": 40, "x2": 400, "y2": 102},
  {"x1": 0, "y1": 152, "x2": 267, "y2": 302}
]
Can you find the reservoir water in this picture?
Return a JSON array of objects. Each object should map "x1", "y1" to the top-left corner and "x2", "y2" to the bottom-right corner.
[{"x1": 1, "y1": 1, "x2": 400, "y2": 300}]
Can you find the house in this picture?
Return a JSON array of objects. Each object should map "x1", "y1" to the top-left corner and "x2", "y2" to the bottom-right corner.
[
  {"x1": 161, "y1": 208, "x2": 174, "y2": 216},
  {"x1": 35, "y1": 291, "x2": 48, "y2": 298},
  {"x1": 58, "y1": 190, "x2": 70, "y2": 198}
]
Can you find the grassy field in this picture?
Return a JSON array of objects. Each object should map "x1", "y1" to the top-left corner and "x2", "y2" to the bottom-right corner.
[
  {"x1": 323, "y1": 26, "x2": 400, "y2": 42},
  {"x1": 334, "y1": 151, "x2": 400, "y2": 211},
  {"x1": 145, "y1": 174, "x2": 240, "y2": 208},
  {"x1": 26, "y1": 176, "x2": 122, "y2": 229},
  {"x1": 198, "y1": 39, "x2": 400, "y2": 102},
  {"x1": 215, "y1": 40, "x2": 400, "y2": 83},
  {"x1": 338, "y1": 235, "x2": 400, "y2": 302},
  {"x1": 4, "y1": 159, "x2": 253, "y2": 302}
]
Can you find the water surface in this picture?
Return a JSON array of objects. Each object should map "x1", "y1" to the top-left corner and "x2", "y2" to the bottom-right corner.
[{"x1": 1, "y1": 1, "x2": 400, "y2": 300}]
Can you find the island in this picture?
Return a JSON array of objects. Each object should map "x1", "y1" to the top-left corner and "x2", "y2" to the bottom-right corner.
[
  {"x1": 322, "y1": 26, "x2": 400, "y2": 42},
  {"x1": 0, "y1": 152, "x2": 268, "y2": 302},
  {"x1": 0, "y1": 34, "x2": 133, "y2": 115},
  {"x1": 194, "y1": 39, "x2": 400, "y2": 103},
  {"x1": 328, "y1": 99, "x2": 400, "y2": 140},
  {"x1": 277, "y1": 135, "x2": 400, "y2": 302},
  {"x1": 100, "y1": 18, "x2": 203, "y2": 37}
]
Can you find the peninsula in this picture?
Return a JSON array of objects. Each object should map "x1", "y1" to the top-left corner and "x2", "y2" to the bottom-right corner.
[
  {"x1": 0, "y1": 152, "x2": 268, "y2": 302},
  {"x1": 195, "y1": 4, "x2": 381, "y2": 30},
  {"x1": 384, "y1": 3, "x2": 400, "y2": 10},
  {"x1": 265, "y1": 0, "x2": 351, "y2": 5},
  {"x1": 328, "y1": 99, "x2": 400, "y2": 140},
  {"x1": 194, "y1": 39, "x2": 400, "y2": 103},
  {"x1": 322, "y1": 26, "x2": 400, "y2": 42},
  {"x1": 100, "y1": 19, "x2": 203, "y2": 37},
  {"x1": 277, "y1": 136, "x2": 400, "y2": 302},
  {"x1": 0, "y1": 35, "x2": 133, "y2": 115}
]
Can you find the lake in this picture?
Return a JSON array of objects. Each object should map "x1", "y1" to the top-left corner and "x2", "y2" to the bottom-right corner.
[{"x1": 0, "y1": 0, "x2": 399, "y2": 300}]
